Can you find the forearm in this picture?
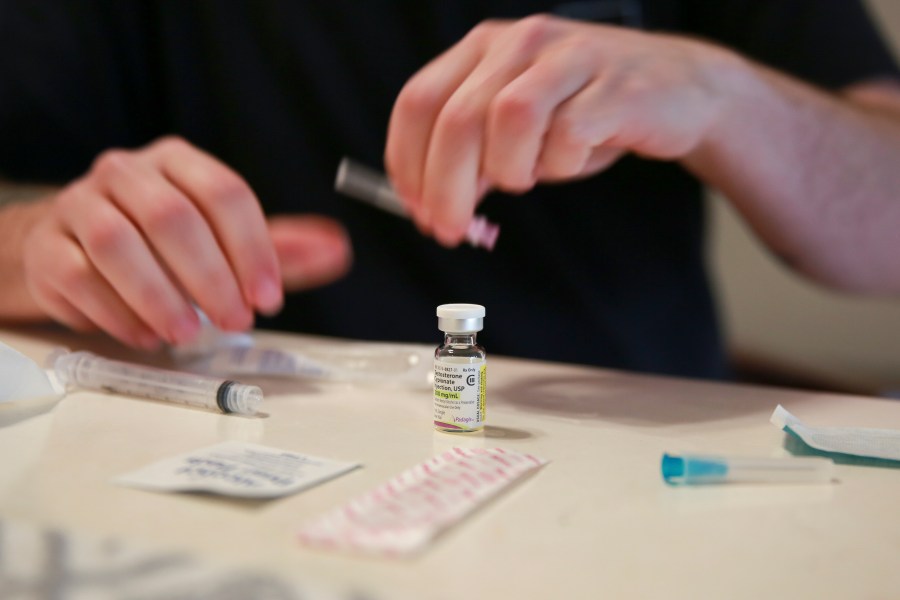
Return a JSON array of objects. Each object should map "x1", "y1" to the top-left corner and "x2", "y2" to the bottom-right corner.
[
  {"x1": 0, "y1": 185, "x2": 56, "y2": 320},
  {"x1": 685, "y1": 53, "x2": 900, "y2": 294}
]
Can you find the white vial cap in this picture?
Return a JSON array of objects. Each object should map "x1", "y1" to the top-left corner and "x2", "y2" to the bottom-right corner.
[{"x1": 437, "y1": 303, "x2": 485, "y2": 333}]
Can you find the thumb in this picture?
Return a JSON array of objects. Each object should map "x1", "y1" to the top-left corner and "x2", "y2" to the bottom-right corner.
[{"x1": 267, "y1": 214, "x2": 352, "y2": 293}]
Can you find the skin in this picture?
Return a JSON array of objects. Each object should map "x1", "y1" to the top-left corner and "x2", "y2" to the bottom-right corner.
[
  {"x1": 0, "y1": 137, "x2": 352, "y2": 350},
  {"x1": 385, "y1": 15, "x2": 900, "y2": 292},
  {"x1": 3, "y1": 14, "x2": 900, "y2": 349}
]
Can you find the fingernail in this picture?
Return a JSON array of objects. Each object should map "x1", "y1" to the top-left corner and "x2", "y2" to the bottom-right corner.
[{"x1": 254, "y1": 277, "x2": 283, "y2": 316}]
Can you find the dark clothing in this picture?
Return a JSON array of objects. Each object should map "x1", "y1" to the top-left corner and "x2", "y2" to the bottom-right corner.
[{"x1": 0, "y1": 1, "x2": 897, "y2": 378}]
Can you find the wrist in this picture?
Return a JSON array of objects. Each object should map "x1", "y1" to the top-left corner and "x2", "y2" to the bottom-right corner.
[{"x1": 682, "y1": 43, "x2": 761, "y2": 169}]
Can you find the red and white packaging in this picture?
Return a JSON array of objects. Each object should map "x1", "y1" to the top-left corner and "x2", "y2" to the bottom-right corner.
[{"x1": 299, "y1": 447, "x2": 547, "y2": 557}]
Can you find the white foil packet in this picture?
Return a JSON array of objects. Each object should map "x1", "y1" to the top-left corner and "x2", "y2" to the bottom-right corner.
[
  {"x1": 116, "y1": 441, "x2": 359, "y2": 499},
  {"x1": 299, "y1": 447, "x2": 547, "y2": 557},
  {"x1": 771, "y1": 404, "x2": 900, "y2": 462}
]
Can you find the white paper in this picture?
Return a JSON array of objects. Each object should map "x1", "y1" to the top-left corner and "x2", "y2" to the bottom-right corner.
[
  {"x1": 116, "y1": 441, "x2": 359, "y2": 499},
  {"x1": 771, "y1": 404, "x2": 900, "y2": 462}
]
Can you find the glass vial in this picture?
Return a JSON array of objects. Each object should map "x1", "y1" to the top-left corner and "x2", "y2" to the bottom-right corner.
[{"x1": 433, "y1": 304, "x2": 486, "y2": 433}]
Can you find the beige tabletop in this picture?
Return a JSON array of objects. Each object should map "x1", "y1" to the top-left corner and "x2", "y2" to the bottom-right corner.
[{"x1": 0, "y1": 324, "x2": 899, "y2": 600}]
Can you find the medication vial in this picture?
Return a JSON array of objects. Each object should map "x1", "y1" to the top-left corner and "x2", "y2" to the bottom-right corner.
[{"x1": 433, "y1": 304, "x2": 486, "y2": 433}]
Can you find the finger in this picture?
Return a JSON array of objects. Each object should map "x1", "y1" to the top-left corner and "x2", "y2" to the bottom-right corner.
[
  {"x1": 52, "y1": 273, "x2": 163, "y2": 351},
  {"x1": 267, "y1": 215, "x2": 352, "y2": 292},
  {"x1": 535, "y1": 147, "x2": 625, "y2": 182},
  {"x1": 583, "y1": 146, "x2": 626, "y2": 176},
  {"x1": 41, "y1": 233, "x2": 163, "y2": 349},
  {"x1": 424, "y1": 19, "x2": 558, "y2": 244},
  {"x1": 23, "y1": 216, "x2": 99, "y2": 334},
  {"x1": 385, "y1": 20, "x2": 504, "y2": 226},
  {"x1": 58, "y1": 188, "x2": 200, "y2": 344},
  {"x1": 34, "y1": 289, "x2": 97, "y2": 333},
  {"x1": 148, "y1": 138, "x2": 283, "y2": 316},
  {"x1": 43, "y1": 288, "x2": 165, "y2": 352},
  {"x1": 538, "y1": 80, "x2": 627, "y2": 180},
  {"x1": 93, "y1": 149, "x2": 254, "y2": 331},
  {"x1": 484, "y1": 43, "x2": 592, "y2": 192}
]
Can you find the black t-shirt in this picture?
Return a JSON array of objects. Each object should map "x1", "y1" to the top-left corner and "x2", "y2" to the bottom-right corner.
[{"x1": 0, "y1": 1, "x2": 897, "y2": 378}]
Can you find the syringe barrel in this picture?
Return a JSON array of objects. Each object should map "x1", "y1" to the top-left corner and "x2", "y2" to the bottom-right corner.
[
  {"x1": 53, "y1": 351, "x2": 261, "y2": 415},
  {"x1": 335, "y1": 158, "x2": 408, "y2": 217}
]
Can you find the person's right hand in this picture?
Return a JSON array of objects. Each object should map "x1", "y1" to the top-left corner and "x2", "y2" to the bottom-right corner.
[
  {"x1": 385, "y1": 15, "x2": 737, "y2": 246},
  {"x1": 21, "y1": 136, "x2": 350, "y2": 350}
]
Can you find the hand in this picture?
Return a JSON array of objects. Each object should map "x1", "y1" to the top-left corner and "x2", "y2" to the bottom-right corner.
[
  {"x1": 22, "y1": 136, "x2": 350, "y2": 349},
  {"x1": 268, "y1": 214, "x2": 352, "y2": 293},
  {"x1": 385, "y1": 14, "x2": 736, "y2": 245}
]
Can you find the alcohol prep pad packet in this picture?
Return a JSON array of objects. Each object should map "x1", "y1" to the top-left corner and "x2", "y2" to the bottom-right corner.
[
  {"x1": 116, "y1": 441, "x2": 359, "y2": 499},
  {"x1": 771, "y1": 405, "x2": 900, "y2": 462}
]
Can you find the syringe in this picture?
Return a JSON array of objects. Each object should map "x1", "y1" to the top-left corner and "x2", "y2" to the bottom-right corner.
[
  {"x1": 51, "y1": 350, "x2": 262, "y2": 415},
  {"x1": 335, "y1": 158, "x2": 500, "y2": 251}
]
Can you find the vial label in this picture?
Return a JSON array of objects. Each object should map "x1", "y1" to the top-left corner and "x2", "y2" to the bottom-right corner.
[{"x1": 433, "y1": 359, "x2": 486, "y2": 432}]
